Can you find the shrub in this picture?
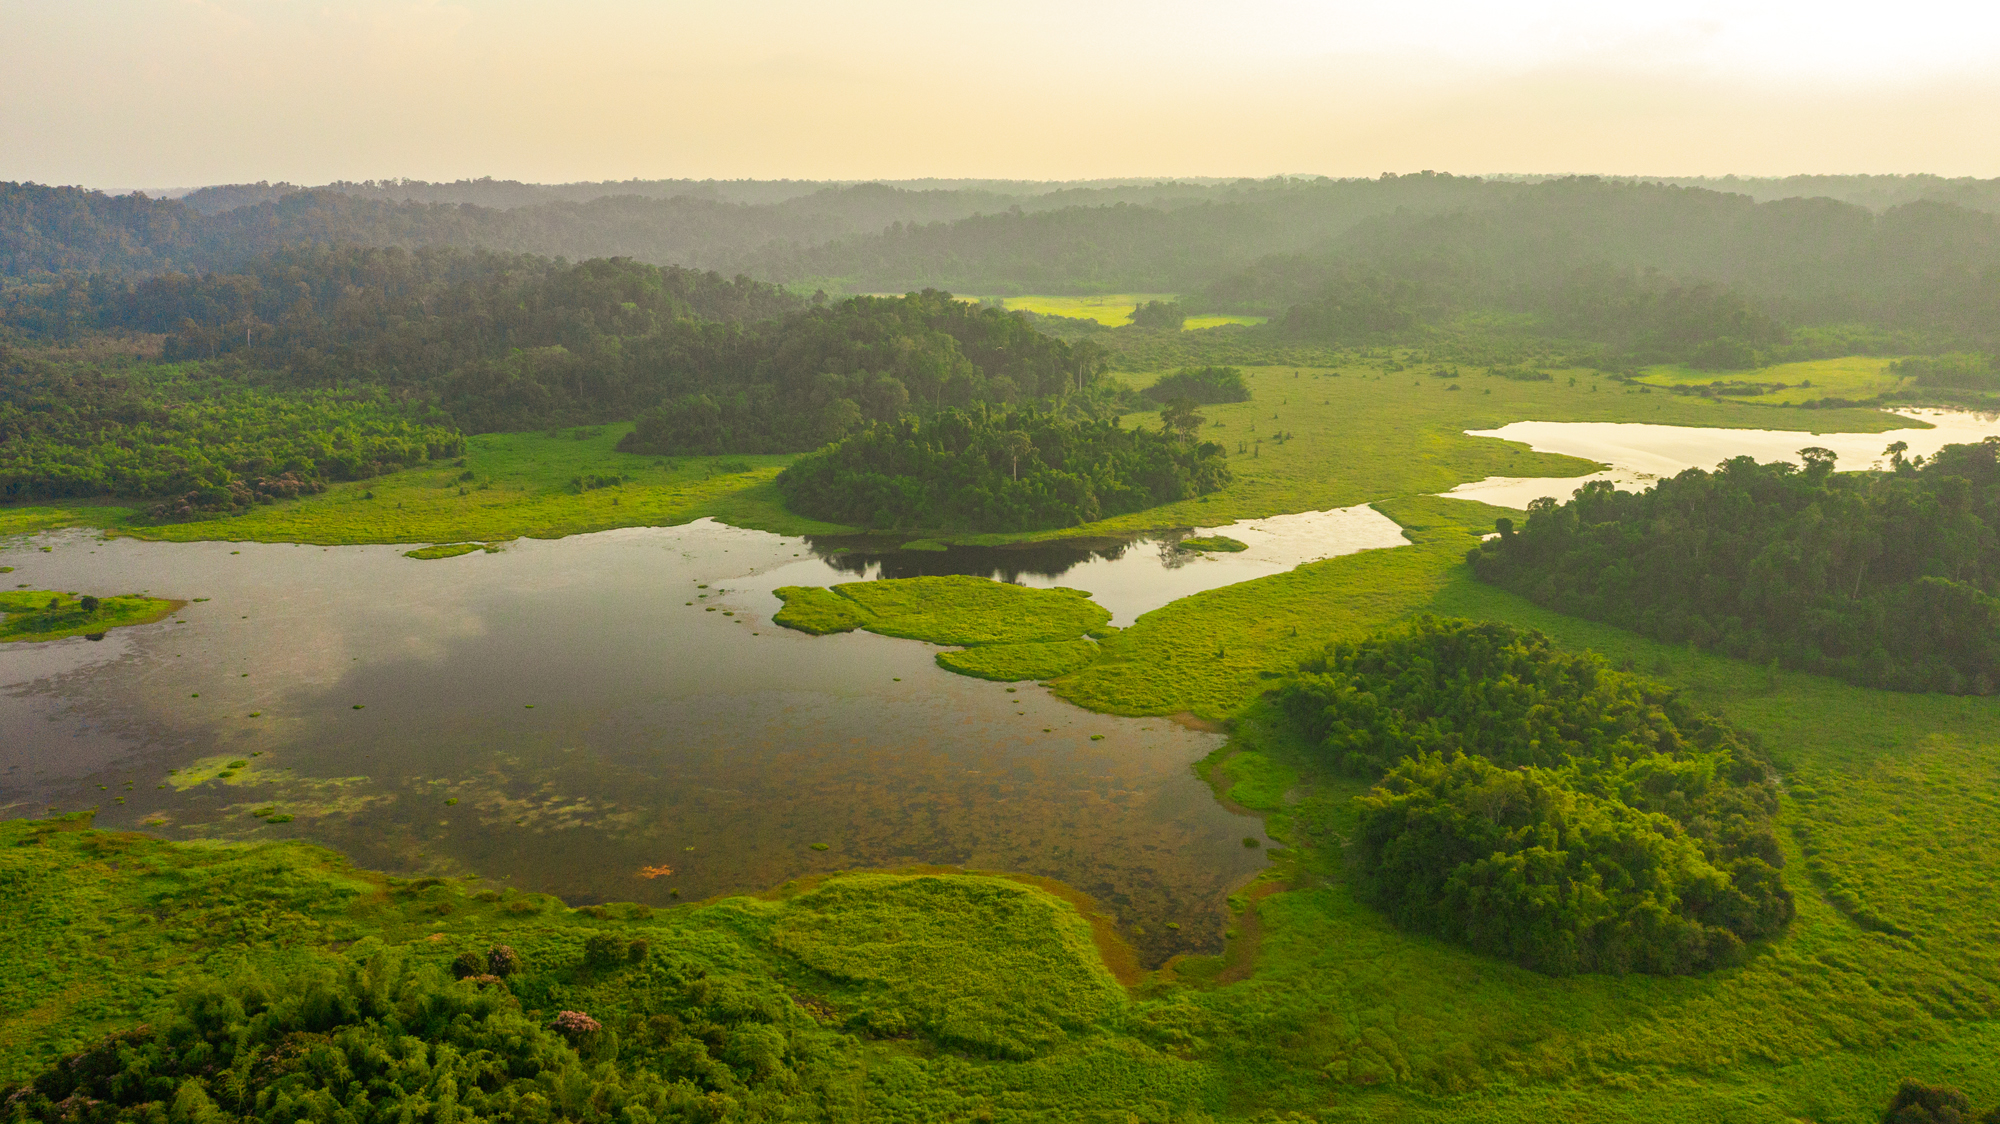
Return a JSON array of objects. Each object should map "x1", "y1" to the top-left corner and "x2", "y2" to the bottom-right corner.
[
  {"x1": 583, "y1": 932, "x2": 628, "y2": 968},
  {"x1": 486, "y1": 944, "x2": 521, "y2": 977},
  {"x1": 1142, "y1": 366, "x2": 1250, "y2": 404}
]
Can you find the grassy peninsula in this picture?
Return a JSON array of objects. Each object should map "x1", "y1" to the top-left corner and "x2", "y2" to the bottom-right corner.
[
  {"x1": 774, "y1": 575, "x2": 1111, "y2": 681},
  {"x1": 0, "y1": 589, "x2": 178, "y2": 643}
]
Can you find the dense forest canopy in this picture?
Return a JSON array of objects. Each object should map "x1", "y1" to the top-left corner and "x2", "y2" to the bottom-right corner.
[
  {"x1": 1203, "y1": 179, "x2": 2000, "y2": 358},
  {"x1": 2, "y1": 248, "x2": 1115, "y2": 446},
  {"x1": 616, "y1": 290, "x2": 1110, "y2": 455},
  {"x1": 1470, "y1": 441, "x2": 2000, "y2": 694},
  {"x1": 1277, "y1": 618, "x2": 1790, "y2": 975},
  {"x1": 0, "y1": 345, "x2": 461, "y2": 505},
  {"x1": 0, "y1": 940, "x2": 834, "y2": 1124},
  {"x1": 10, "y1": 174, "x2": 2000, "y2": 377},
  {"x1": 776, "y1": 405, "x2": 1230, "y2": 532}
]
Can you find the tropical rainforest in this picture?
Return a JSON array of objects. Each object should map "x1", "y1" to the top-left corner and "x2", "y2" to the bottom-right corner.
[
  {"x1": 1470, "y1": 440, "x2": 2000, "y2": 693},
  {"x1": 1277, "y1": 617, "x2": 1790, "y2": 976},
  {"x1": 8, "y1": 170, "x2": 2000, "y2": 1122},
  {"x1": 775, "y1": 405, "x2": 1229, "y2": 531}
]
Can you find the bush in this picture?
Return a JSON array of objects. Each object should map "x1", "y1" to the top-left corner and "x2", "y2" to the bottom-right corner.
[
  {"x1": 487, "y1": 944, "x2": 522, "y2": 977},
  {"x1": 451, "y1": 950, "x2": 484, "y2": 978},
  {"x1": 1128, "y1": 300, "x2": 1187, "y2": 330},
  {"x1": 1141, "y1": 365, "x2": 1250, "y2": 404},
  {"x1": 583, "y1": 932, "x2": 629, "y2": 968}
]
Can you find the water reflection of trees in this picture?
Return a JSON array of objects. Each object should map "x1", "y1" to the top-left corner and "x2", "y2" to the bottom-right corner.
[{"x1": 803, "y1": 533, "x2": 1190, "y2": 582}]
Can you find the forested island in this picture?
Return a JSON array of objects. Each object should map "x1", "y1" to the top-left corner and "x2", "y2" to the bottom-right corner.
[
  {"x1": 776, "y1": 405, "x2": 1229, "y2": 531},
  {"x1": 1278, "y1": 618, "x2": 1789, "y2": 975}
]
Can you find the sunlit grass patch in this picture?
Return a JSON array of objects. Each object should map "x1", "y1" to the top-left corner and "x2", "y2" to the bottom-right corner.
[
  {"x1": 93, "y1": 425, "x2": 849, "y2": 546},
  {"x1": 0, "y1": 590, "x2": 178, "y2": 643},
  {"x1": 979, "y1": 293, "x2": 1177, "y2": 325},
  {"x1": 774, "y1": 576, "x2": 1112, "y2": 681},
  {"x1": 1633, "y1": 355, "x2": 1910, "y2": 405},
  {"x1": 770, "y1": 586, "x2": 871, "y2": 634},
  {"x1": 936, "y1": 638, "x2": 1099, "y2": 681},
  {"x1": 1177, "y1": 535, "x2": 1248, "y2": 553}
]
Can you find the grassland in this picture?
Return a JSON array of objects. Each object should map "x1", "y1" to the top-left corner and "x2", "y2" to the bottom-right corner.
[
  {"x1": 1037, "y1": 492, "x2": 2000, "y2": 1121},
  {"x1": 0, "y1": 425, "x2": 852, "y2": 548},
  {"x1": 948, "y1": 361, "x2": 1907, "y2": 546},
  {"x1": 1632, "y1": 355, "x2": 1910, "y2": 405},
  {"x1": 0, "y1": 360, "x2": 1913, "y2": 551},
  {"x1": 0, "y1": 590, "x2": 179, "y2": 643},
  {"x1": 975, "y1": 293, "x2": 1267, "y2": 330},
  {"x1": 0, "y1": 818, "x2": 1208, "y2": 1118}
]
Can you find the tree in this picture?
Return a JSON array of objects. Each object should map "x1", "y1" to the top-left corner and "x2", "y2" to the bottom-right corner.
[
  {"x1": 1128, "y1": 300, "x2": 1187, "y2": 330},
  {"x1": 1004, "y1": 430, "x2": 1034, "y2": 481},
  {"x1": 1159, "y1": 396, "x2": 1204, "y2": 444}
]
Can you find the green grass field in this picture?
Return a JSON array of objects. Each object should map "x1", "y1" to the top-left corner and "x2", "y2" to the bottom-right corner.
[
  {"x1": 975, "y1": 293, "x2": 1268, "y2": 330},
  {"x1": 1633, "y1": 356, "x2": 1911, "y2": 405},
  {"x1": 2, "y1": 425, "x2": 853, "y2": 548},
  {"x1": 952, "y1": 361, "x2": 1906, "y2": 546}
]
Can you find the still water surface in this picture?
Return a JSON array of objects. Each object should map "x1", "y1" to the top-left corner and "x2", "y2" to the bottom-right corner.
[
  {"x1": 0, "y1": 506, "x2": 1403, "y2": 963},
  {"x1": 1446, "y1": 408, "x2": 2000, "y2": 509}
]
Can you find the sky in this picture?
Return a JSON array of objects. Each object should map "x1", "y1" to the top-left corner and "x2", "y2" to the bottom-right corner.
[{"x1": 6, "y1": 0, "x2": 2000, "y2": 189}]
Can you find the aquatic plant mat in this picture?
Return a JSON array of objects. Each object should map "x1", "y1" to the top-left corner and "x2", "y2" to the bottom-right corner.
[{"x1": 774, "y1": 574, "x2": 1108, "y2": 680}]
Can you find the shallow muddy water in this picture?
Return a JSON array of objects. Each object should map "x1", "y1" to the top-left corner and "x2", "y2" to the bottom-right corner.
[
  {"x1": 1446, "y1": 408, "x2": 2000, "y2": 509},
  {"x1": 0, "y1": 509, "x2": 1402, "y2": 962}
]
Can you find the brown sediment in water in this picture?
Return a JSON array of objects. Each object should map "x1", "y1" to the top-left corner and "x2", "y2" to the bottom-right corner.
[
  {"x1": 1169, "y1": 712, "x2": 1227, "y2": 734},
  {"x1": 1168, "y1": 875, "x2": 1287, "y2": 987}
]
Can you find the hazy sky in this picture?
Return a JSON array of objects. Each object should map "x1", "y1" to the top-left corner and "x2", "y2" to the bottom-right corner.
[{"x1": 7, "y1": 1, "x2": 2000, "y2": 188}]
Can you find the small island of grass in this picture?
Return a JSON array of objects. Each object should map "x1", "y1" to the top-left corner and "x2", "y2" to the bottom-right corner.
[
  {"x1": 1176, "y1": 534, "x2": 1249, "y2": 553},
  {"x1": 404, "y1": 541, "x2": 504, "y2": 560},
  {"x1": 773, "y1": 575, "x2": 1110, "y2": 680},
  {"x1": 0, "y1": 590, "x2": 180, "y2": 643}
]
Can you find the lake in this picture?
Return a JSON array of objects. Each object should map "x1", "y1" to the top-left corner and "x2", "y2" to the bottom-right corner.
[
  {"x1": 1446, "y1": 407, "x2": 2000, "y2": 509},
  {"x1": 0, "y1": 505, "x2": 1402, "y2": 964}
]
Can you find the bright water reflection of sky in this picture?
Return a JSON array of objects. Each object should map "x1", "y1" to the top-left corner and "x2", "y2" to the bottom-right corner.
[
  {"x1": 6, "y1": 1, "x2": 1997, "y2": 184},
  {"x1": 1445, "y1": 408, "x2": 2000, "y2": 509}
]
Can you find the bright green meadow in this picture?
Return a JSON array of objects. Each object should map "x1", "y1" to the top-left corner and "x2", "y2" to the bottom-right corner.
[{"x1": 976, "y1": 293, "x2": 1266, "y2": 331}]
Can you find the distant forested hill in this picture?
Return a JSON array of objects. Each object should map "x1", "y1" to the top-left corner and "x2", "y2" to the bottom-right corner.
[
  {"x1": 0, "y1": 176, "x2": 1513, "y2": 285},
  {"x1": 0, "y1": 245, "x2": 1109, "y2": 441},
  {"x1": 1190, "y1": 179, "x2": 2000, "y2": 358},
  {"x1": 740, "y1": 174, "x2": 1514, "y2": 293}
]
